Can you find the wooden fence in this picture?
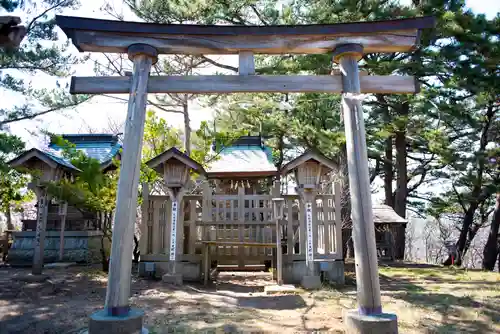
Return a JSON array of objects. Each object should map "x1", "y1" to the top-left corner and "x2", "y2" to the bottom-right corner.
[{"x1": 140, "y1": 186, "x2": 342, "y2": 267}]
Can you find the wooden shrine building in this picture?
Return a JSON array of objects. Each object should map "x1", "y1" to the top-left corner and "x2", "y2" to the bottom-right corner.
[
  {"x1": 343, "y1": 205, "x2": 407, "y2": 261},
  {"x1": 6, "y1": 134, "x2": 120, "y2": 265},
  {"x1": 139, "y1": 137, "x2": 345, "y2": 285}
]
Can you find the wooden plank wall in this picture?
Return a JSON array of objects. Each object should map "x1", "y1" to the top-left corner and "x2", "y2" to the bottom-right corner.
[{"x1": 141, "y1": 182, "x2": 343, "y2": 262}]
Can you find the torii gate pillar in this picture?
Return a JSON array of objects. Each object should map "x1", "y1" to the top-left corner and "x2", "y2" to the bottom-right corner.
[
  {"x1": 334, "y1": 44, "x2": 398, "y2": 333},
  {"x1": 89, "y1": 44, "x2": 157, "y2": 334}
]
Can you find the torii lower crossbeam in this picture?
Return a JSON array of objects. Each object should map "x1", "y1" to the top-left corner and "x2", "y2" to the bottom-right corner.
[{"x1": 71, "y1": 75, "x2": 419, "y2": 95}]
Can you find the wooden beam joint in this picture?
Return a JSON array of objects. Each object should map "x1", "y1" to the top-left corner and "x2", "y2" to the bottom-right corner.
[
  {"x1": 128, "y1": 43, "x2": 158, "y2": 64},
  {"x1": 332, "y1": 44, "x2": 364, "y2": 63}
]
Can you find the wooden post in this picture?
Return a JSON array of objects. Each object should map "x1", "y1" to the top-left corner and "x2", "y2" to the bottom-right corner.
[
  {"x1": 139, "y1": 183, "x2": 149, "y2": 256},
  {"x1": 164, "y1": 199, "x2": 172, "y2": 255},
  {"x1": 304, "y1": 191, "x2": 315, "y2": 275},
  {"x1": 189, "y1": 199, "x2": 197, "y2": 255},
  {"x1": 203, "y1": 242, "x2": 210, "y2": 286},
  {"x1": 275, "y1": 215, "x2": 283, "y2": 285},
  {"x1": 166, "y1": 188, "x2": 185, "y2": 276},
  {"x1": 286, "y1": 199, "x2": 294, "y2": 256},
  {"x1": 58, "y1": 202, "x2": 68, "y2": 261},
  {"x1": 169, "y1": 199, "x2": 179, "y2": 262},
  {"x1": 104, "y1": 44, "x2": 157, "y2": 316},
  {"x1": 238, "y1": 51, "x2": 255, "y2": 75},
  {"x1": 237, "y1": 186, "x2": 245, "y2": 268},
  {"x1": 272, "y1": 181, "x2": 283, "y2": 284},
  {"x1": 333, "y1": 44, "x2": 382, "y2": 315},
  {"x1": 152, "y1": 200, "x2": 161, "y2": 254},
  {"x1": 334, "y1": 182, "x2": 342, "y2": 257},
  {"x1": 32, "y1": 187, "x2": 49, "y2": 275}
]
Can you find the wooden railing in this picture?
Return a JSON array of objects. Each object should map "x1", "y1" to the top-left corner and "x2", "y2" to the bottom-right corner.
[{"x1": 140, "y1": 184, "x2": 342, "y2": 265}]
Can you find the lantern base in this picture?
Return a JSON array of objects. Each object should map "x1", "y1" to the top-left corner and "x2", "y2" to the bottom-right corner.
[
  {"x1": 162, "y1": 273, "x2": 183, "y2": 285},
  {"x1": 344, "y1": 309, "x2": 398, "y2": 334},
  {"x1": 301, "y1": 275, "x2": 321, "y2": 289}
]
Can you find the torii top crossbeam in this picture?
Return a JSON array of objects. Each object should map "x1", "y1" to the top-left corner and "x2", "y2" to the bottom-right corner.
[{"x1": 56, "y1": 15, "x2": 434, "y2": 55}]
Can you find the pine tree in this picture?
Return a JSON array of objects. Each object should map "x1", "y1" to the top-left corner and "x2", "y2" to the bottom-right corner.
[
  {"x1": 0, "y1": 0, "x2": 89, "y2": 128},
  {"x1": 0, "y1": 133, "x2": 30, "y2": 230}
]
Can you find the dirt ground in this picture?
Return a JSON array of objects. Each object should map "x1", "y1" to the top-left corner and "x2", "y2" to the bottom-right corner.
[{"x1": 0, "y1": 263, "x2": 498, "y2": 334}]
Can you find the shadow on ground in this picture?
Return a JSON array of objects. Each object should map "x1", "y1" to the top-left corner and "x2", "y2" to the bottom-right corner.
[
  {"x1": 378, "y1": 267, "x2": 500, "y2": 334},
  {"x1": 0, "y1": 266, "x2": 107, "y2": 334}
]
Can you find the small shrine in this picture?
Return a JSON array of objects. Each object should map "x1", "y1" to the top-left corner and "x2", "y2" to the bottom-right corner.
[
  {"x1": 139, "y1": 136, "x2": 345, "y2": 287},
  {"x1": 206, "y1": 135, "x2": 278, "y2": 194},
  {"x1": 7, "y1": 134, "x2": 121, "y2": 266}
]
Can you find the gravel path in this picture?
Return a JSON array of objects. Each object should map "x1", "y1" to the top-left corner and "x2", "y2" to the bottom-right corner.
[{"x1": 0, "y1": 266, "x2": 346, "y2": 334}]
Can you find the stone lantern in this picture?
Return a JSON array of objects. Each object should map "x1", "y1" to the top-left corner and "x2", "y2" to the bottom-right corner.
[
  {"x1": 280, "y1": 150, "x2": 337, "y2": 289},
  {"x1": 146, "y1": 147, "x2": 206, "y2": 284}
]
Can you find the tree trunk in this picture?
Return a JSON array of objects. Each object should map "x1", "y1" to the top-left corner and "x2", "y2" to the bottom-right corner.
[
  {"x1": 276, "y1": 133, "x2": 285, "y2": 168},
  {"x1": 384, "y1": 136, "x2": 393, "y2": 207},
  {"x1": 394, "y1": 102, "x2": 409, "y2": 218},
  {"x1": 444, "y1": 205, "x2": 478, "y2": 266},
  {"x1": 444, "y1": 103, "x2": 495, "y2": 267},
  {"x1": 5, "y1": 204, "x2": 14, "y2": 230},
  {"x1": 133, "y1": 235, "x2": 140, "y2": 263},
  {"x1": 100, "y1": 211, "x2": 112, "y2": 272},
  {"x1": 497, "y1": 248, "x2": 500, "y2": 273},
  {"x1": 482, "y1": 194, "x2": 500, "y2": 271},
  {"x1": 183, "y1": 101, "x2": 191, "y2": 156},
  {"x1": 338, "y1": 147, "x2": 352, "y2": 228},
  {"x1": 101, "y1": 234, "x2": 109, "y2": 272}
]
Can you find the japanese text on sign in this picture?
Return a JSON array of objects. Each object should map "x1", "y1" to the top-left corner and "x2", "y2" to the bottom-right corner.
[
  {"x1": 306, "y1": 202, "x2": 314, "y2": 263},
  {"x1": 35, "y1": 195, "x2": 46, "y2": 248},
  {"x1": 169, "y1": 201, "x2": 178, "y2": 261}
]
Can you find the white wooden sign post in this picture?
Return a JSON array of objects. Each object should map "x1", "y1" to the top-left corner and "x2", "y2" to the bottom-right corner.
[
  {"x1": 169, "y1": 200, "x2": 178, "y2": 261},
  {"x1": 305, "y1": 201, "x2": 314, "y2": 265}
]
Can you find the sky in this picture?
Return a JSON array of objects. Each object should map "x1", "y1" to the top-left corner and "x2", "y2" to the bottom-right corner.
[
  {"x1": 2, "y1": 0, "x2": 499, "y2": 150},
  {"x1": 3, "y1": 0, "x2": 500, "y2": 149}
]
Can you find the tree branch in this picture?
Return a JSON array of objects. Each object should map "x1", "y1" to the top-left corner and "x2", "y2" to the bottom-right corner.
[
  {"x1": 452, "y1": 184, "x2": 468, "y2": 213},
  {"x1": 0, "y1": 99, "x2": 92, "y2": 126},
  {"x1": 200, "y1": 56, "x2": 238, "y2": 73},
  {"x1": 370, "y1": 158, "x2": 381, "y2": 184},
  {"x1": 407, "y1": 207, "x2": 426, "y2": 219},
  {"x1": 250, "y1": 5, "x2": 269, "y2": 25},
  {"x1": 102, "y1": 94, "x2": 185, "y2": 114},
  {"x1": 103, "y1": 53, "x2": 123, "y2": 75},
  {"x1": 408, "y1": 169, "x2": 428, "y2": 193},
  {"x1": 26, "y1": 0, "x2": 68, "y2": 33}
]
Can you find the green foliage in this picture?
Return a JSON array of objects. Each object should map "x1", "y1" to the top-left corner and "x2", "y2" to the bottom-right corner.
[
  {"x1": 142, "y1": 110, "x2": 183, "y2": 161},
  {"x1": 140, "y1": 110, "x2": 245, "y2": 183},
  {"x1": 45, "y1": 135, "x2": 117, "y2": 214},
  {"x1": 0, "y1": 133, "x2": 32, "y2": 226},
  {"x1": 0, "y1": 0, "x2": 90, "y2": 128}
]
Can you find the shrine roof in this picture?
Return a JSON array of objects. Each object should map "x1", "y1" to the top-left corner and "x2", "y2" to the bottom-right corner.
[
  {"x1": 372, "y1": 205, "x2": 407, "y2": 224},
  {"x1": 206, "y1": 136, "x2": 277, "y2": 178},
  {"x1": 9, "y1": 134, "x2": 121, "y2": 173}
]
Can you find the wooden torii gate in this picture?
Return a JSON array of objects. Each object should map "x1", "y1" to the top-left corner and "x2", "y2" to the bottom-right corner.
[{"x1": 56, "y1": 15, "x2": 434, "y2": 334}]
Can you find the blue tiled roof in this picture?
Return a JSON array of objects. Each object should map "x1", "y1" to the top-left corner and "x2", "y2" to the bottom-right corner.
[
  {"x1": 207, "y1": 136, "x2": 277, "y2": 175},
  {"x1": 44, "y1": 134, "x2": 121, "y2": 171}
]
